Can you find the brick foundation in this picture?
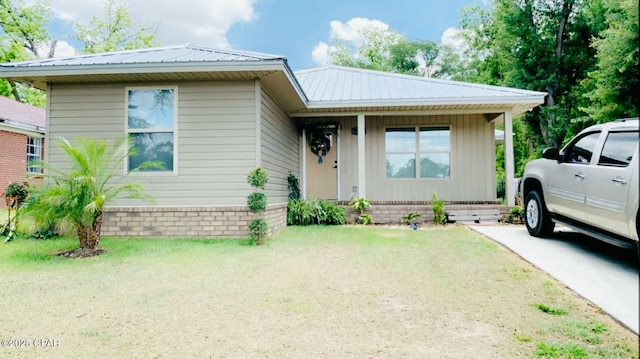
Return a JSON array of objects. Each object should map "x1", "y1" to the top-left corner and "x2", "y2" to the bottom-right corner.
[
  {"x1": 102, "y1": 203, "x2": 287, "y2": 238},
  {"x1": 338, "y1": 201, "x2": 508, "y2": 224}
]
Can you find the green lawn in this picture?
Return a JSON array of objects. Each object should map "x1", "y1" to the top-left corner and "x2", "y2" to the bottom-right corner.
[{"x1": 0, "y1": 226, "x2": 637, "y2": 358}]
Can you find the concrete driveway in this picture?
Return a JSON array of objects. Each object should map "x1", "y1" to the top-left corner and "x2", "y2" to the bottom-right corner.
[{"x1": 471, "y1": 225, "x2": 639, "y2": 334}]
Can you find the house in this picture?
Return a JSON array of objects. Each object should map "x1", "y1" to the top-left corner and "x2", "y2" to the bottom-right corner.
[
  {"x1": 0, "y1": 45, "x2": 546, "y2": 236},
  {"x1": 0, "y1": 96, "x2": 45, "y2": 208}
]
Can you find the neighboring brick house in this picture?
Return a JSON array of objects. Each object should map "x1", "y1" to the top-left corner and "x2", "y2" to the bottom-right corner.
[{"x1": 0, "y1": 96, "x2": 45, "y2": 207}]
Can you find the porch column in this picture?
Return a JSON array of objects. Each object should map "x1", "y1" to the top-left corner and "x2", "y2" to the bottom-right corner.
[
  {"x1": 357, "y1": 114, "x2": 366, "y2": 198},
  {"x1": 504, "y1": 110, "x2": 516, "y2": 207},
  {"x1": 301, "y1": 127, "x2": 307, "y2": 199}
]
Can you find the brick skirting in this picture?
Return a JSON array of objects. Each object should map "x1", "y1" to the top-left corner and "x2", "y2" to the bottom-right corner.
[
  {"x1": 102, "y1": 203, "x2": 287, "y2": 238},
  {"x1": 341, "y1": 202, "x2": 509, "y2": 224}
]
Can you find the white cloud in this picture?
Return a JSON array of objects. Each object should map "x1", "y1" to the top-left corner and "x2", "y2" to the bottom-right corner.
[
  {"x1": 36, "y1": 40, "x2": 76, "y2": 58},
  {"x1": 37, "y1": 0, "x2": 259, "y2": 49},
  {"x1": 311, "y1": 17, "x2": 393, "y2": 66},
  {"x1": 312, "y1": 42, "x2": 331, "y2": 66},
  {"x1": 441, "y1": 27, "x2": 466, "y2": 52}
]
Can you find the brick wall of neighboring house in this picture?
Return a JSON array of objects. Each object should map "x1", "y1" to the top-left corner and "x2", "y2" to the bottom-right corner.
[
  {"x1": 101, "y1": 203, "x2": 288, "y2": 238},
  {"x1": 0, "y1": 130, "x2": 44, "y2": 208}
]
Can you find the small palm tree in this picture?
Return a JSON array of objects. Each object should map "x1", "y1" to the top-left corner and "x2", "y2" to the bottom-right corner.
[{"x1": 24, "y1": 136, "x2": 160, "y2": 255}]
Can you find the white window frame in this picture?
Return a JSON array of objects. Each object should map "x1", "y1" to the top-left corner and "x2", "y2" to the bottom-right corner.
[
  {"x1": 124, "y1": 86, "x2": 178, "y2": 175},
  {"x1": 384, "y1": 125, "x2": 451, "y2": 180},
  {"x1": 26, "y1": 136, "x2": 42, "y2": 174}
]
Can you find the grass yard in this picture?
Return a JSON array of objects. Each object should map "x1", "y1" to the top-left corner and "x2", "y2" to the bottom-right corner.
[{"x1": 0, "y1": 225, "x2": 637, "y2": 358}]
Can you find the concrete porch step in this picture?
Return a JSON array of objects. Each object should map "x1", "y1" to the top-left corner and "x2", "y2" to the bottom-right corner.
[{"x1": 446, "y1": 209, "x2": 501, "y2": 224}]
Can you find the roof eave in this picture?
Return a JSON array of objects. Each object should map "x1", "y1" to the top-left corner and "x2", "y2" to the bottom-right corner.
[
  {"x1": 304, "y1": 96, "x2": 546, "y2": 109},
  {"x1": 0, "y1": 60, "x2": 287, "y2": 79}
]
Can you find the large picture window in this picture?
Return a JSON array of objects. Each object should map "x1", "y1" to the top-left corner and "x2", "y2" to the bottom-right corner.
[
  {"x1": 385, "y1": 126, "x2": 450, "y2": 179},
  {"x1": 126, "y1": 88, "x2": 176, "y2": 172},
  {"x1": 26, "y1": 137, "x2": 41, "y2": 173}
]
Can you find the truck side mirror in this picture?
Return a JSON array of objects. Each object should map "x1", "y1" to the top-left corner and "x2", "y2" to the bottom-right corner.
[{"x1": 542, "y1": 147, "x2": 560, "y2": 160}]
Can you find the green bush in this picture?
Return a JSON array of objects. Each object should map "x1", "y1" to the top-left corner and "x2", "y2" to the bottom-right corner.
[
  {"x1": 507, "y1": 206, "x2": 525, "y2": 224},
  {"x1": 3, "y1": 182, "x2": 29, "y2": 206},
  {"x1": 248, "y1": 219, "x2": 268, "y2": 245},
  {"x1": 287, "y1": 173, "x2": 301, "y2": 201},
  {"x1": 360, "y1": 214, "x2": 374, "y2": 225},
  {"x1": 247, "y1": 167, "x2": 269, "y2": 245},
  {"x1": 287, "y1": 198, "x2": 346, "y2": 226},
  {"x1": 432, "y1": 192, "x2": 447, "y2": 225},
  {"x1": 247, "y1": 167, "x2": 269, "y2": 190},
  {"x1": 247, "y1": 192, "x2": 267, "y2": 212}
]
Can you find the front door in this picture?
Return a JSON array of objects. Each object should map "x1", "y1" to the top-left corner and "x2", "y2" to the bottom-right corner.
[{"x1": 306, "y1": 129, "x2": 338, "y2": 199}]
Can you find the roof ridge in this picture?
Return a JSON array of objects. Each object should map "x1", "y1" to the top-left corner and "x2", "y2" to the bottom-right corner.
[
  {"x1": 185, "y1": 45, "x2": 285, "y2": 60},
  {"x1": 2, "y1": 44, "x2": 190, "y2": 66},
  {"x1": 296, "y1": 65, "x2": 545, "y2": 96}
]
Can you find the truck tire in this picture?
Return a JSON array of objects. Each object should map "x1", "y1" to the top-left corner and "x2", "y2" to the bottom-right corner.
[{"x1": 524, "y1": 190, "x2": 555, "y2": 237}]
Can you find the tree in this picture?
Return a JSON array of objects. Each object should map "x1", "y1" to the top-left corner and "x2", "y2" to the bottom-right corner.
[
  {"x1": 74, "y1": 0, "x2": 158, "y2": 54},
  {"x1": 582, "y1": 0, "x2": 639, "y2": 123},
  {"x1": 23, "y1": 137, "x2": 160, "y2": 256},
  {"x1": 0, "y1": 0, "x2": 53, "y2": 104},
  {"x1": 329, "y1": 25, "x2": 403, "y2": 71},
  {"x1": 458, "y1": 0, "x2": 608, "y2": 149}
]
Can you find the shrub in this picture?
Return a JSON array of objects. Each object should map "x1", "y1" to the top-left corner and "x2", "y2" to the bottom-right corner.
[
  {"x1": 348, "y1": 197, "x2": 373, "y2": 225},
  {"x1": 432, "y1": 192, "x2": 447, "y2": 225},
  {"x1": 287, "y1": 173, "x2": 301, "y2": 201},
  {"x1": 507, "y1": 206, "x2": 525, "y2": 224},
  {"x1": 247, "y1": 167, "x2": 269, "y2": 245},
  {"x1": 247, "y1": 192, "x2": 267, "y2": 212},
  {"x1": 401, "y1": 212, "x2": 421, "y2": 224},
  {"x1": 3, "y1": 182, "x2": 29, "y2": 206},
  {"x1": 247, "y1": 167, "x2": 269, "y2": 190},
  {"x1": 360, "y1": 214, "x2": 374, "y2": 225},
  {"x1": 286, "y1": 198, "x2": 346, "y2": 226}
]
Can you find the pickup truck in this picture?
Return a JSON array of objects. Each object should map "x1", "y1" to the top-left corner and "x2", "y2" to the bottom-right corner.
[{"x1": 520, "y1": 118, "x2": 639, "y2": 256}]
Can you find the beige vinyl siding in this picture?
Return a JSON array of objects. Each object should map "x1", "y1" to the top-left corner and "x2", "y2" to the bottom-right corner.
[
  {"x1": 336, "y1": 114, "x2": 496, "y2": 201},
  {"x1": 260, "y1": 84, "x2": 300, "y2": 204},
  {"x1": 48, "y1": 81, "x2": 258, "y2": 206}
]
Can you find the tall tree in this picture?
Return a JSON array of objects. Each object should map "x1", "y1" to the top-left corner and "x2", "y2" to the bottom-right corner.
[
  {"x1": 74, "y1": 0, "x2": 158, "y2": 54},
  {"x1": 459, "y1": 0, "x2": 608, "y2": 149},
  {"x1": 582, "y1": 0, "x2": 639, "y2": 123},
  {"x1": 0, "y1": 0, "x2": 53, "y2": 104},
  {"x1": 329, "y1": 26, "x2": 403, "y2": 71}
]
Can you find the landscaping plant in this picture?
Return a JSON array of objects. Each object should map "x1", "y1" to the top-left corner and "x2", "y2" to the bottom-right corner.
[
  {"x1": 247, "y1": 167, "x2": 269, "y2": 245},
  {"x1": 287, "y1": 172, "x2": 301, "y2": 201},
  {"x1": 348, "y1": 196, "x2": 373, "y2": 225},
  {"x1": 2, "y1": 182, "x2": 30, "y2": 241},
  {"x1": 401, "y1": 212, "x2": 421, "y2": 229},
  {"x1": 21, "y1": 136, "x2": 160, "y2": 256},
  {"x1": 286, "y1": 198, "x2": 346, "y2": 226},
  {"x1": 431, "y1": 191, "x2": 447, "y2": 224}
]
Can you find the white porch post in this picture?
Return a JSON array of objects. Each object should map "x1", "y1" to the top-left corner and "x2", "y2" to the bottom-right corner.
[
  {"x1": 357, "y1": 114, "x2": 366, "y2": 198},
  {"x1": 504, "y1": 110, "x2": 516, "y2": 207},
  {"x1": 301, "y1": 127, "x2": 307, "y2": 199}
]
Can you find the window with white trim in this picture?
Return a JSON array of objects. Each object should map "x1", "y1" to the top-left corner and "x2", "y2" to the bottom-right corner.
[
  {"x1": 385, "y1": 126, "x2": 450, "y2": 178},
  {"x1": 126, "y1": 88, "x2": 176, "y2": 172},
  {"x1": 26, "y1": 137, "x2": 41, "y2": 173}
]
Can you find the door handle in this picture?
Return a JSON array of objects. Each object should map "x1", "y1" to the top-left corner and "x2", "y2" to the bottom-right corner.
[
  {"x1": 574, "y1": 173, "x2": 586, "y2": 180},
  {"x1": 612, "y1": 177, "x2": 627, "y2": 185}
]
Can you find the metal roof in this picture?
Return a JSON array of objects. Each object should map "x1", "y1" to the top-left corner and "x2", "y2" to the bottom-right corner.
[
  {"x1": 0, "y1": 96, "x2": 45, "y2": 129},
  {"x1": 0, "y1": 46, "x2": 547, "y2": 115},
  {"x1": 2, "y1": 45, "x2": 286, "y2": 68},
  {"x1": 294, "y1": 66, "x2": 546, "y2": 108}
]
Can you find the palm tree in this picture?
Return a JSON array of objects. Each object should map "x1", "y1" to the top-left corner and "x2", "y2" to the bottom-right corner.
[{"x1": 24, "y1": 136, "x2": 160, "y2": 255}]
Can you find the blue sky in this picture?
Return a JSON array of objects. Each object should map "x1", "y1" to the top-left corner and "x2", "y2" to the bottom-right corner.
[{"x1": 42, "y1": 0, "x2": 479, "y2": 71}]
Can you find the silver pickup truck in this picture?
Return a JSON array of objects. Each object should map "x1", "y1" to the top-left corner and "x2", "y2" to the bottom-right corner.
[{"x1": 520, "y1": 118, "x2": 639, "y2": 255}]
